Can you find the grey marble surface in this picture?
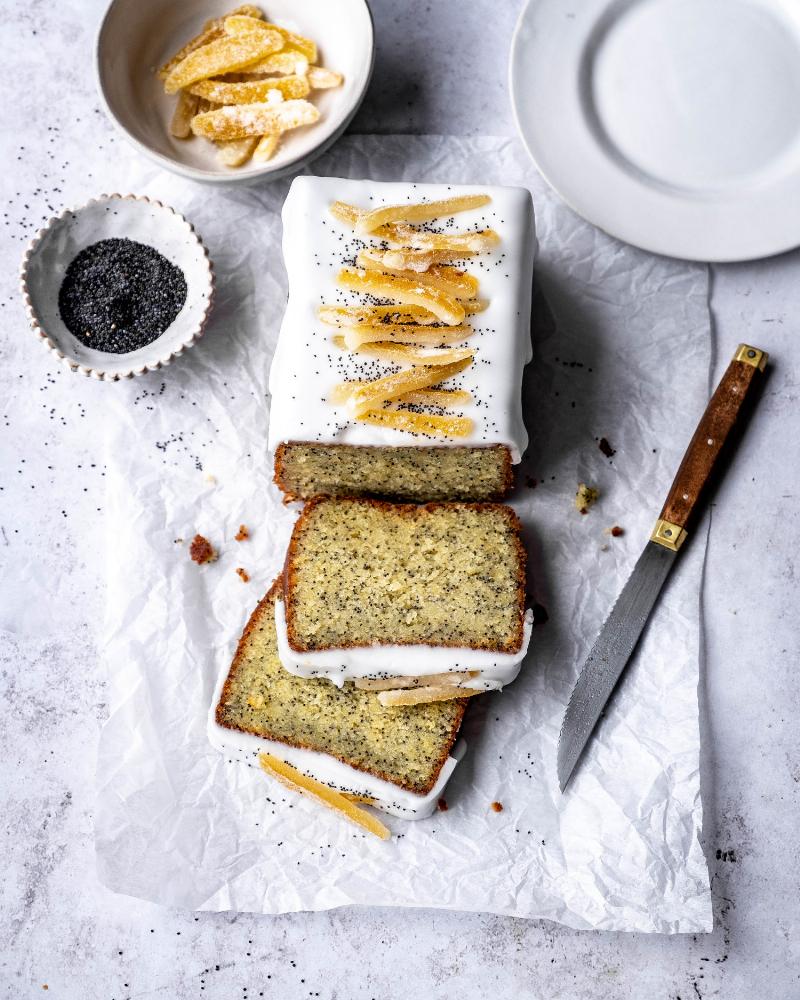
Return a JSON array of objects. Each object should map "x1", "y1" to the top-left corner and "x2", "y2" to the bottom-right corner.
[{"x1": 1, "y1": 1, "x2": 798, "y2": 997}]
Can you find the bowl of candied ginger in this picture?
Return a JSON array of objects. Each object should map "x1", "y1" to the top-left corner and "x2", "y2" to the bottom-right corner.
[{"x1": 95, "y1": 0, "x2": 375, "y2": 183}]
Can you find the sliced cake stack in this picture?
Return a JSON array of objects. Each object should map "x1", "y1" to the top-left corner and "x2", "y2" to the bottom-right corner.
[{"x1": 212, "y1": 179, "x2": 536, "y2": 835}]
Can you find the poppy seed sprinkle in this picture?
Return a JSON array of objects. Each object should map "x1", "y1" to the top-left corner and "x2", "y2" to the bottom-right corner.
[{"x1": 58, "y1": 237, "x2": 187, "y2": 354}]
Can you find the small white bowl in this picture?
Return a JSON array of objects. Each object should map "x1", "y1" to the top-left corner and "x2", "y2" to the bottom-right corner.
[
  {"x1": 95, "y1": 0, "x2": 375, "y2": 185},
  {"x1": 20, "y1": 194, "x2": 215, "y2": 380}
]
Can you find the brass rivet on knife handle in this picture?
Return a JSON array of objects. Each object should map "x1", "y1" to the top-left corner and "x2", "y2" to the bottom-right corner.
[
  {"x1": 734, "y1": 343, "x2": 768, "y2": 371},
  {"x1": 650, "y1": 518, "x2": 687, "y2": 551},
  {"x1": 654, "y1": 342, "x2": 768, "y2": 539}
]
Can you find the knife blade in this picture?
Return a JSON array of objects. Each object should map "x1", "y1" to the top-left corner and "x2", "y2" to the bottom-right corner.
[{"x1": 557, "y1": 343, "x2": 769, "y2": 792}]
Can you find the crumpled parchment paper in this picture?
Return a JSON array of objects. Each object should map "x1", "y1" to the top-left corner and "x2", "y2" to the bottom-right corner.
[{"x1": 95, "y1": 136, "x2": 712, "y2": 932}]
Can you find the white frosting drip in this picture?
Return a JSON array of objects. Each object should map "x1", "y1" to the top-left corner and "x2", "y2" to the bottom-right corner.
[
  {"x1": 267, "y1": 176, "x2": 537, "y2": 461},
  {"x1": 275, "y1": 598, "x2": 534, "y2": 691},
  {"x1": 207, "y1": 691, "x2": 464, "y2": 819}
]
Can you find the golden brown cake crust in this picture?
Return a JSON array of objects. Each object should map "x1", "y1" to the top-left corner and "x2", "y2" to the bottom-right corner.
[
  {"x1": 273, "y1": 441, "x2": 514, "y2": 502},
  {"x1": 282, "y1": 497, "x2": 527, "y2": 656},
  {"x1": 215, "y1": 578, "x2": 468, "y2": 795}
]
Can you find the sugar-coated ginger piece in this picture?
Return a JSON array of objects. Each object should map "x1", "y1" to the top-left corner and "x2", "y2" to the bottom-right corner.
[
  {"x1": 157, "y1": 6, "x2": 264, "y2": 80},
  {"x1": 340, "y1": 323, "x2": 473, "y2": 350},
  {"x1": 258, "y1": 753, "x2": 390, "y2": 840},
  {"x1": 189, "y1": 74, "x2": 309, "y2": 103},
  {"x1": 355, "y1": 193, "x2": 491, "y2": 235},
  {"x1": 357, "y1": 251, "x2": 479, "y2": 300},
  {"x1": 170, "y1": 90, "x2": 200, "y2": 138},
  {"x1": 318, "y1": 303, "x2": 445, "y2": 326},
  {"x1": 334, "y1": 337, "x2": 474, "y2": 368},
  {"x1": 377, "y1": 684, "x2": 482, "y2": 706},
  {"x1": 343, "y1": 356, "x2": 472, "y2": 416},
  {"x1": 336, "y1": 268, "x2": 465, "y2": 326},
  {"x1": 164, "y1": 31, "x2": 283, "y2": 94},
  {"x1": 307, "y1": 66, "x2": 343, "y2": 89},
  {"x1": 191, "y1": 99, "x2": 319, "y2": 140},
  {"x1": 224, "y1": 14, "x2": 318, "y2": 62},
  {"x1": 384, "y1": 225, "x2": 501, "y2": 253},
  {"x1": 369, "y1": 247, "x2": 477, "y2": 272},
  {"x1": 330, "y1": 383, "x2": 472, "y2": 409},
  {"x1": 253, "y1": 133, "x2": 280, "y2": 161},
  {"x1": 243, "y1": 51, "x2": 310, "y2": 76},
  {"x1": 215, "y1": 136, "x2": 258, "y2": 167},
  {"x1": 357, "y1": 408, "x2": 475, "y2": 440}
]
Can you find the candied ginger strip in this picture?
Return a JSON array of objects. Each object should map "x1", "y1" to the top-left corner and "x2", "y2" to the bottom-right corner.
[
  {"x1": 189, "y1": 73, "x2": 309, "y2": 103},
  {"x1": 164, "y1": 31, "x2": 283, "y2": 93},
  {"x1": 334, "y1": 339, "x2": 474, "y2": 368},
  {"x1": 243, "y1": 51, "x2": 309, "y2": 75},
  {"x1": 318, "y1": 304, "x2": 445, "y2": 327},
  {"x1": 170, "y1": 90, "x2": 200, "y2": 138},
  {"x1": 377, "y1": 685, "x2": 483, "y2": 707},
  {"x1": 356, "y1": 194, "x2": 491, "y2": 235},
  {"x1": 371, "y1": 247, "x2": 477, "y2": 272},
  {"x1": 258, "y1": 754, "x2": 390, "y2": 840},
  {"x1": 355, "y1": 671, "x2": 479, "y2": 691},
  {"x1": 341, "y1": 324, "x2": 473, "y2": 350},
  {"x1": 357, "y1": 251, "x2": 479, "y2": 299},
  {"x1": 157, "y1": 5, "x2": 263, "y2": 79},
  {"x1": 253, "y1": 133, "x2": 280, "y2": 161},
  {"x1": 343, "y1": 356, "x2": 472, "y2": 417},
  {"x1": 215, "y1": 136, "x2": 258, "y2": 166},
  {"x1": 336, "y1": 268, "x2": 465, "y2": 326},
  {"x1": 330, "y1": 383, "x2": 472, "y2": 407},
  {"x1": 307, "y1": 66, "x2": 343, "y2": 89},
  {"x1": 225, "y1": 14, "x2": 318, "y2": 62},
  {"x1": 385, "y1": 225, "x2": 501, "y2": 253},
  {"x1": 191, "y1": 99, "x2": 319, "y2": 140},
  {"x1": 357, "y1": 408, "x2": 474, "y2": 440}
]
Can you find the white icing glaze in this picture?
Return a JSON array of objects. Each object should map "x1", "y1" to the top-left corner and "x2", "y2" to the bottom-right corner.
[
  {"x1": 267, "y1": 176, "x2": 537, "y2": 461},
  {"x1": 207, "y1": 674, "x2": 464, "y2": 818},
  {"x1": 275, "y1": 598, "x2": 534, "y2": 690}
]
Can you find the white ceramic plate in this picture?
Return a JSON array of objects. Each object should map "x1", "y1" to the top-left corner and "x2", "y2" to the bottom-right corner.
[
  {"x1": 96, "y1": 0, "x2": 374, "y2": 185},
  {"x1": 510, "y1": 0, "x2": 800, "y2": 261},
  {"x1": 20, "y1": 195, "x2": 215, "y2": 380}
]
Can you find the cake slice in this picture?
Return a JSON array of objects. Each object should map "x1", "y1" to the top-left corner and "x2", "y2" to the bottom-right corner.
[
  {"x1": 277, "y1": 497, "x2": 532, "y2": 696},
  {"x1": 210, "y1": 579, "x2": 467, "y2": 818},
  {"x1": 268, "y1": 176, "x2": 536, "y2": 503}
]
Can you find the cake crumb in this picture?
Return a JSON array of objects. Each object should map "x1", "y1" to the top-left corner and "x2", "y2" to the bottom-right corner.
[
  {"x1": 236, "y1": 567, "x2": 250, "y2": 583},
  {"x1": 575, "y1": 483, "x2": 599, "y2": 514},
  {"x1": 205, "y1": 474, "x2": 217, "y2": 485},
  {"x1": 235, "y1": 524, "x2": 250, "y2": 541},
  {"x1": 598, "y1": 437, "x2": 616, "y2": 458},
  {"x1": 491, "y1": 801, "x2": 504, "y2": 813},
  {"x1": 437, "y1": 798, "x2": 448, "y2": 812},
  {"x1": 190, "y1": 534, "x2": 217, "y2": 564},
  {"x1": 607, "y1": 525, "x2": 624, "y2": 537}
]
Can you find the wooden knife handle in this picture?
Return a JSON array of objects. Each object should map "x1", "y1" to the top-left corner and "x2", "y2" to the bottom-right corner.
[{"x1": 650, "y1": 344, "x2": 768, "y2": 551}]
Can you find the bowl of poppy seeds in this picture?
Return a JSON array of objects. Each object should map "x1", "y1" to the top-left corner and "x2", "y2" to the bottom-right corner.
[{"x1": 20, "y1": 194, "x2": 214, "y2": 380}]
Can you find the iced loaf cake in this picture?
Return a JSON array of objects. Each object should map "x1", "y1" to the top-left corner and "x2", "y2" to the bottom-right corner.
[{"x1": 268, "y1": 176, "x2": 536, "y2": 502}]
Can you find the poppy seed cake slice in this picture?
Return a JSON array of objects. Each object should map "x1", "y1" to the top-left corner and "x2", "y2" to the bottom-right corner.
[
  {"x1": 211, "y1": 580, "x2": 467, "y2": 816},
  {"x1": 274, "y1": 442, "x2": 513, "y2": 503},
  {"x1": 278, "y1": 497, "x2": 532, "y2": 691}
]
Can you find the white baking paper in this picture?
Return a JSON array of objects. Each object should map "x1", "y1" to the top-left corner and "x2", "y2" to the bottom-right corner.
[{"x1": 95, "y1": 135, "x2": 712, "y2": 932}]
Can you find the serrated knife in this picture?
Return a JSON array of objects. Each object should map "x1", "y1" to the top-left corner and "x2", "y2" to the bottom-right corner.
[{"x1": 557, "y1": 344, "x2": 768, "y2": 792}]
